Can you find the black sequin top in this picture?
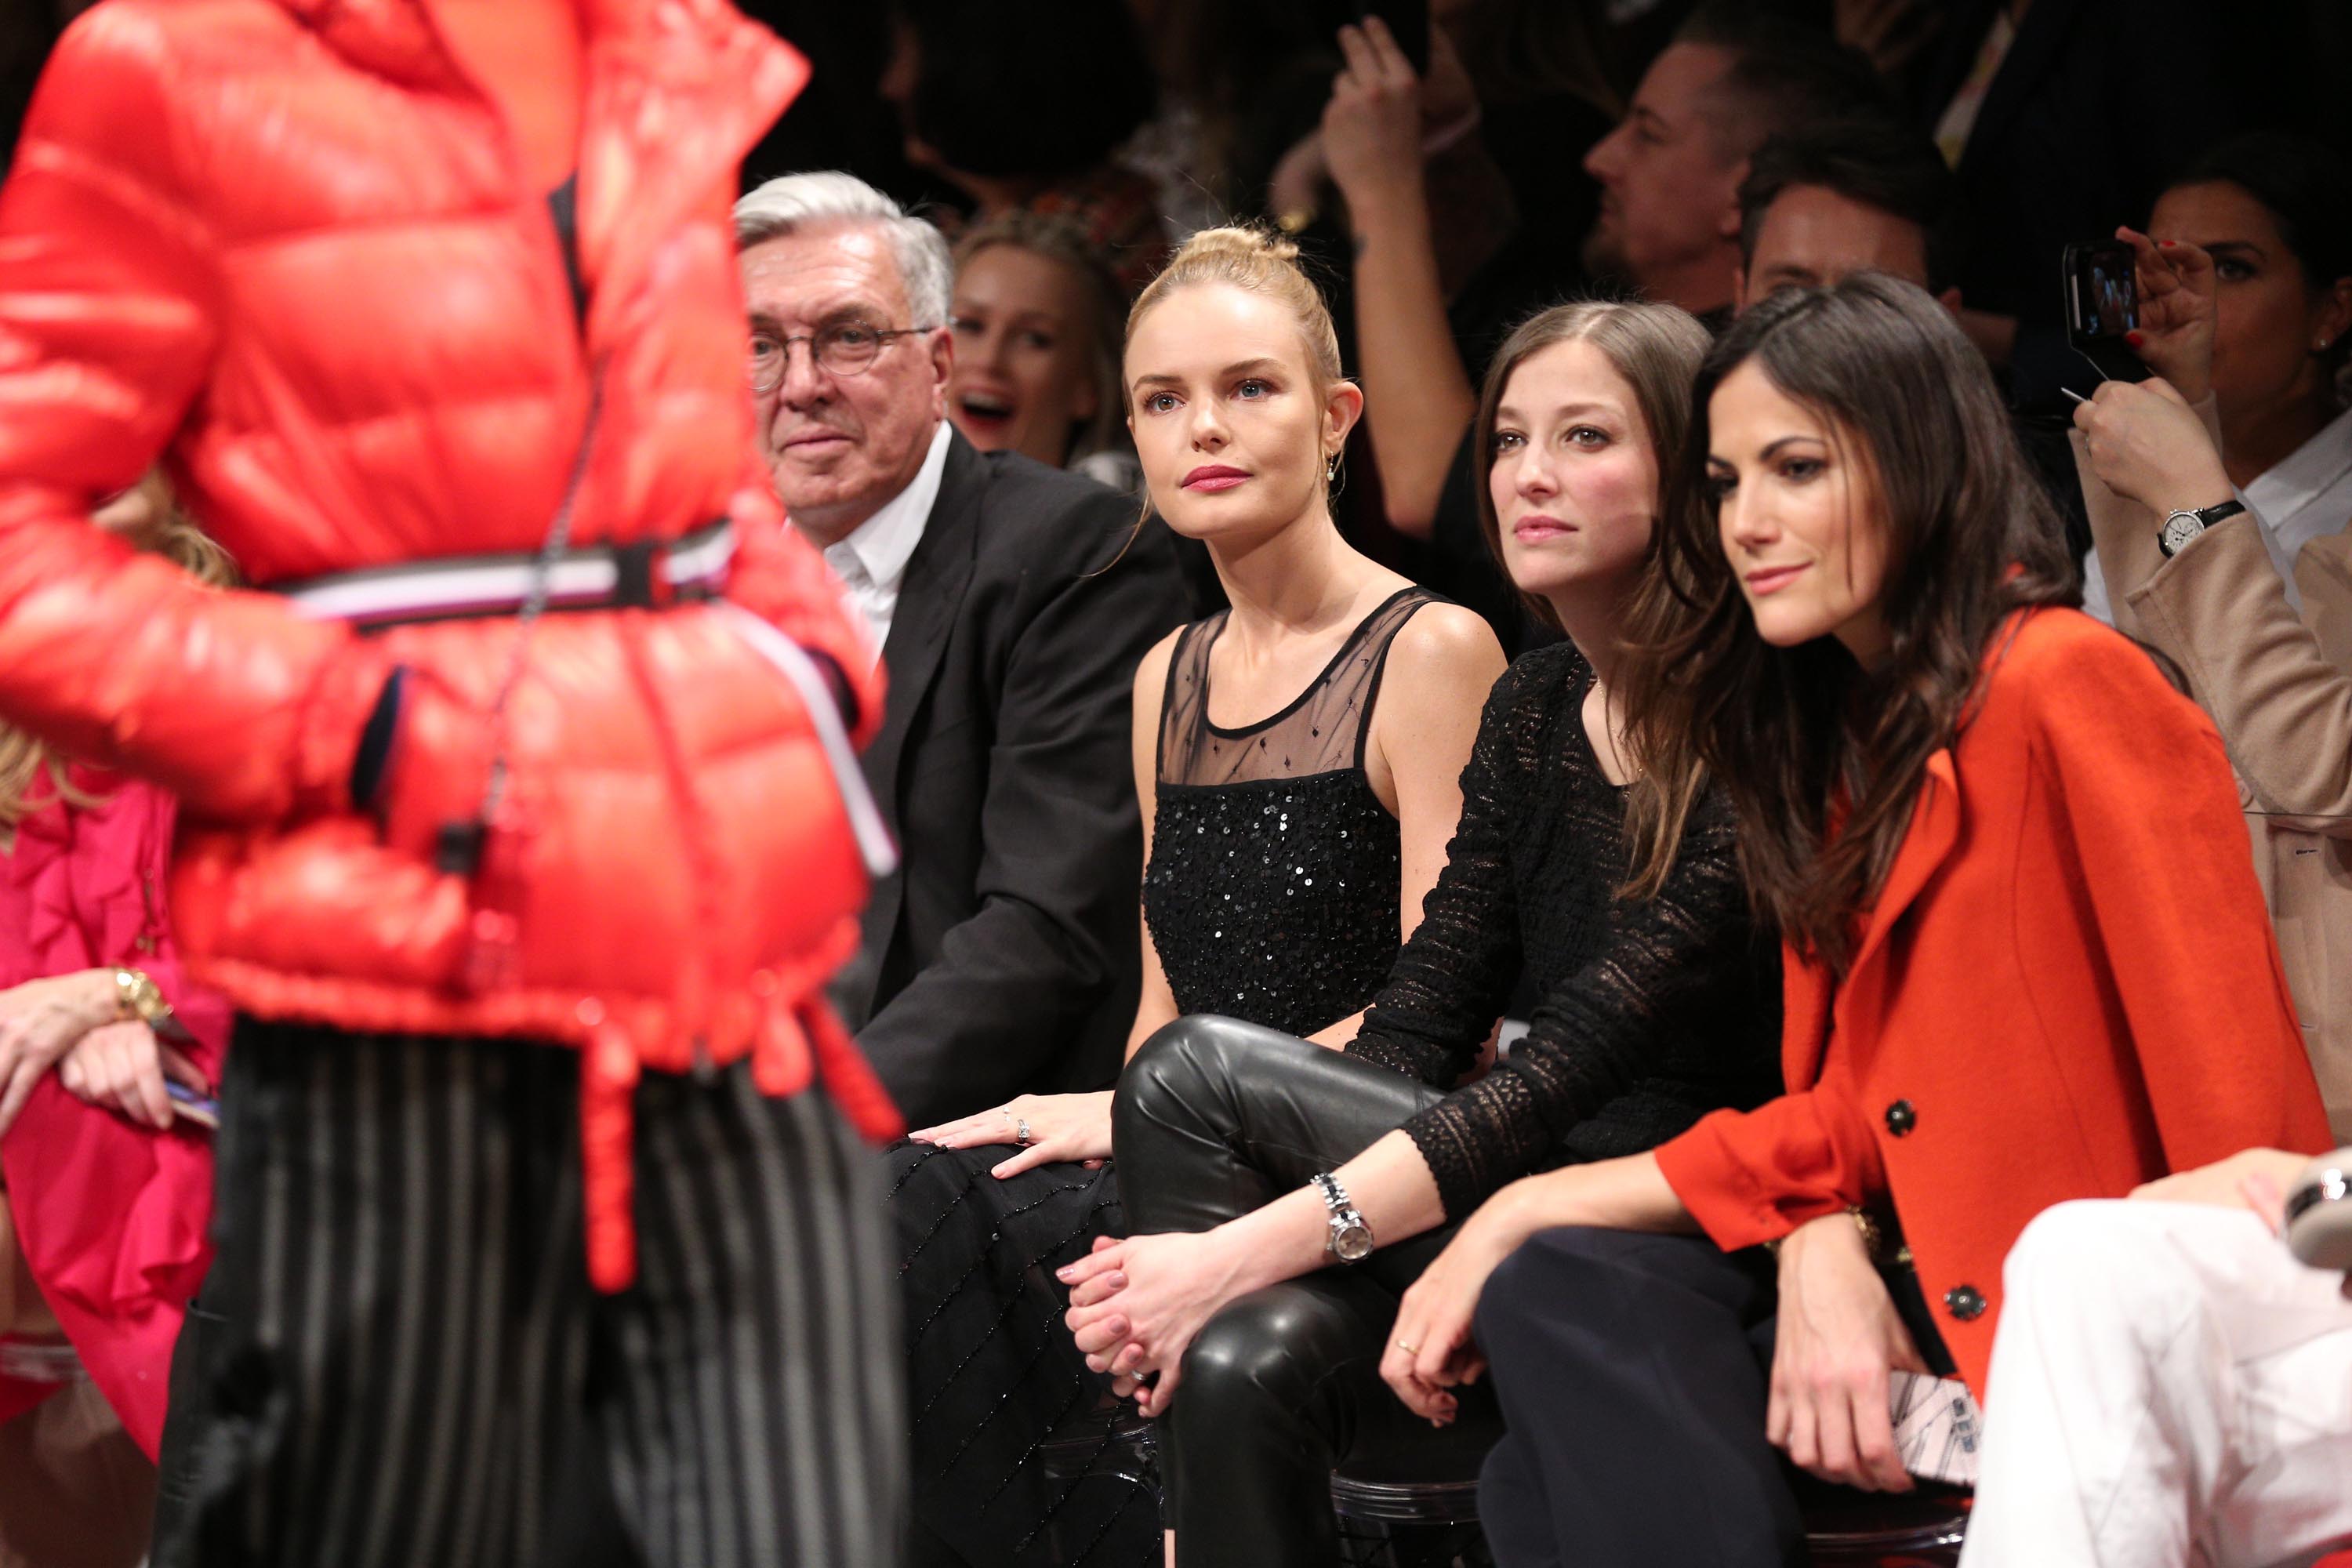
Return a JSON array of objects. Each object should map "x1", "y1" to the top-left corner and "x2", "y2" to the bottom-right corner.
[{"x1": 1142, "y1": 589, "x2": 1438, "y2": 1038}]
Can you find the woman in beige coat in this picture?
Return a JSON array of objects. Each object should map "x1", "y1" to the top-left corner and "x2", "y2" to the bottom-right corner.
[{"x1": 2074, "y1": 227, "x2": 2352, "y2": 1141}]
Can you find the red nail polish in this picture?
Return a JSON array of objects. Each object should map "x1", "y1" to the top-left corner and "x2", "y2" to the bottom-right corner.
[
  {"x1": 2125, "y1": 331, "x2": 2144, "y2": 347},
  {"x1": 2159, "y1": 239, "x2": 2176, "y2": 248}
]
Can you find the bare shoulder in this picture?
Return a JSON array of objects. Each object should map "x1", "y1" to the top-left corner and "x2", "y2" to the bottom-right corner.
[
  {"x1": 1385, "y1": 601, "x2": 1507, "y2": 701},
  {"x1": 1131, "y1": 622, "x2": 1188, "y2": 711}
]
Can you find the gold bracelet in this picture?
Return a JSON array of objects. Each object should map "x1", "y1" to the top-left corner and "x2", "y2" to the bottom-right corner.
[
  {"x1": 111, "y1": 967, "x2": 179, "y2": 1034},
  {"x1": 1846, "y1": 1204, "x2": 1882, "y2": 1261},
  {"x1": 1766, "y1": 1206, "x2": 1883, "y2": 1263}
]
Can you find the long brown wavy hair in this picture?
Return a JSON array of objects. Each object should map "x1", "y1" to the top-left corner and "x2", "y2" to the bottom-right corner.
[
  {"x1": 0, "y1": 474, "x2": 236, "y2": 849},
  {"x1": 1617, "y1": 276, "x2": 2074, "y2": 971},
  {"x1": 1469, "y1": 298, "x2": 1714, "y2": 637}
]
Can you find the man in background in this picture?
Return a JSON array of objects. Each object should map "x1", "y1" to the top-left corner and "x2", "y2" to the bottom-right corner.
[{"x1": 736, "y1": 171, "x2": 1189, "y2": 1127}]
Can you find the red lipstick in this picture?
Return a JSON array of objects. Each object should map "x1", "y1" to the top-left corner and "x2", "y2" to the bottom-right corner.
[{"x1": 1181, "y1": 465, "x2": 1250, "y2": 492}]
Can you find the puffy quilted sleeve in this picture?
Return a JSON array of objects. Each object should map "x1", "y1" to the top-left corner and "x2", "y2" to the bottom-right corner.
[
  {"x1": 0, "y1": 14, "x2": 389, "y2": 825},
  {"x1": 721, "y1": 458, "x2": 884, "y2": 750}
]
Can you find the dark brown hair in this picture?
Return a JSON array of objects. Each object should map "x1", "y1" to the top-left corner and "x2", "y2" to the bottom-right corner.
[
  {"x1": 2165, "y1": 130, "x2": 2352, "y2": 384},
  {"x1": 1737, "y1": 115, "x2": 1954, "y2": 288},
  {"x1": 1617, "y1": 275, "x2": 2073, "y2": 969},
  {"x1": 1673, "y1": 2, "x2": 1892, "y2": 161},
  {"x1": 1472, "y1": 298, "x2": 1712, "y2": 633}
]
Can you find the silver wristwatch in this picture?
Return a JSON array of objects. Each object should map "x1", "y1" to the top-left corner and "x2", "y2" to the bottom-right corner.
[
  {"x1": 2158, "y1": 498, "x2": 2246, "y2": 558},
  {"x1": 1311, "y1": 1172, "x2": 1374, "y2": 1263}
]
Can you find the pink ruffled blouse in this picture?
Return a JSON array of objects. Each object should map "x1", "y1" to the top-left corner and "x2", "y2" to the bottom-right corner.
[{"x1": 0, "y1": 765, "x2": 228, "y2": 1458}]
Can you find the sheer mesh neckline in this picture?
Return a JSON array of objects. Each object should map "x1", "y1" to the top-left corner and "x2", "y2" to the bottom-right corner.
[
  {"x1": 1198, "y1": 586, "x2": 1425, "y2": 739},
  {"x1": 1157, "y1": 588, "x2": 1438, "y2": 790}
]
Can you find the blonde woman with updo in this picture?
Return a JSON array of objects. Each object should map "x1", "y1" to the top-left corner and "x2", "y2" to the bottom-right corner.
[
  {"x1": 891, "y1": 227, "x2": 1504, "y2": 1567},
  {"x1": 1062, "y1": 297, "x2": 1786, "y2": 1566}
]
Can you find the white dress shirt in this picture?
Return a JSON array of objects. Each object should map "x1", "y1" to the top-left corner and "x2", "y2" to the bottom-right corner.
[
  {"x1": 2082, "y1": 404, "x2": 2352, "y2": 623},
  {"x1": 814, "y1": 420, "x2": 954, "y2": 662}
]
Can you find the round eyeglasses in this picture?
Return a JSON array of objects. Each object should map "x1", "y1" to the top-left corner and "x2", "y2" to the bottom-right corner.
[{"x1": 749, "y1": 322, "x2": 935, "y2": 392}]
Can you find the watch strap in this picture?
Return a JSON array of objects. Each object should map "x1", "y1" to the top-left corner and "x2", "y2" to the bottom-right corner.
[
  {"x1": 2158, "y1": 499, "x2": 2246, "y2": 558},
  {"x1": 1312, "y1": 1171, "x2": 1373, "y2": 1261},
  {"x1": 1311, "y1": 1171, "x2": 1351, "y2": 1216}
]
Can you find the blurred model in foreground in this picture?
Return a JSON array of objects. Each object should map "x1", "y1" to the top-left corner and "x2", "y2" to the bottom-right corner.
[{"x1": 0, "y1": 2, "x2": 901, "y2": 1563}]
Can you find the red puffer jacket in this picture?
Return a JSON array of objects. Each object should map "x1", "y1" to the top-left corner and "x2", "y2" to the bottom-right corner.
[{"x1": 0, "y1": 0, "x2": 895, "y2": 1288}]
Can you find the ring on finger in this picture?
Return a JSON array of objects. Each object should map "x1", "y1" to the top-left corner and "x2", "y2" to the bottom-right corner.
[
  {"x1": 1393, "y1": 1339, "x2": 1419, "y2": 1356},
  {"x1": 1016, "y1": 1117, "x2": 1033, "y2": 1146}
]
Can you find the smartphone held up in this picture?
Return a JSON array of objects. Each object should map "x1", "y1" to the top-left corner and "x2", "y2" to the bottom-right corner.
[{"x1": 2062, "y1": 239, "x2": 2151, "y2": 384}]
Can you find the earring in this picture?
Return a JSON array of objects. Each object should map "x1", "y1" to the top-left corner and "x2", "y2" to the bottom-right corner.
[
  {"x1": 1326, "y1": 453, "x2": 1340, "y2": 481},
  {"x1": 2319, "y1": 338, "x2": 2336, "y2": 352}
]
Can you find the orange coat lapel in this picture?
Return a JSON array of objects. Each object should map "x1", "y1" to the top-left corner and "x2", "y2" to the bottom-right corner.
[{"x1": 1781, "y1": 750, "x2": 1963, "y2": 1093}]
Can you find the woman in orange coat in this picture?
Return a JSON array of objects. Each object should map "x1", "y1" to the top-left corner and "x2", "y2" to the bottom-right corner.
[
  {"x1": 0, "y1": 2, "x2": 897, "y2": 1563},
  {"x1": 1374, "y1": 276, "x2": 2331, "y2": 1568}
]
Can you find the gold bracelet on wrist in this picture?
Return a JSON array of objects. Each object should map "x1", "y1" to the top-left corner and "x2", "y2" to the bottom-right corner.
[
  {"x1": 1846, "y1": 1204, "x2": 1882, "y2": 1262},
  {"x1": 111, "y1": 967, "x2": 179, "y2": 1035},
  {"x1": 1765, "y1": 1206, "x2": 1885, "y2": 1263}
]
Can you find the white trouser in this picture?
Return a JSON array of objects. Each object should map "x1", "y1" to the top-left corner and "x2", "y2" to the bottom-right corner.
[{"x1": 1961, "y1": 1200, "x2": 2352, "y2": 1568}]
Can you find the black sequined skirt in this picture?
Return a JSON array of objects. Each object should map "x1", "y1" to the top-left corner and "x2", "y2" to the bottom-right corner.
[{"x1": 889, "y1": 1142, "x2": 1160, "y2": 1568}]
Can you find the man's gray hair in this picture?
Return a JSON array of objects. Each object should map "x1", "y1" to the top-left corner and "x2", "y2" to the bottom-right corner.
[{"x1": 734, "y1": 171, "x2": 954, "y2": 328}]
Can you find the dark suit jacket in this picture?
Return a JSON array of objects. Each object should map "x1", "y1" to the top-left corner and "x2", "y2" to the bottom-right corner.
[
  {"x1": 833, "y1": 431, "x2": 1189, "y2": 1126},
  {"x1": 1910, "y1": 0, "x2": 2235, "y2": 406}
]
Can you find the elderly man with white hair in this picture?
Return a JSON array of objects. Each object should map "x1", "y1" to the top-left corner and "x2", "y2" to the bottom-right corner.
[{"x1": 734, "y1": 172, "x2": 1189, "y2": 1129}]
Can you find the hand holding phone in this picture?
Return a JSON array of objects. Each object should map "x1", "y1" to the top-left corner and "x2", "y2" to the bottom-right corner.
[
  {"x1": 2110, "y1": 226, "x2": 2218, "y2": 403},
  {"x1": 2062, "y1": 240, "x2": 2151, "y2": 385},
  {"x1": 165, "y1": 1080, "x2": 220, "y2": 1132}
]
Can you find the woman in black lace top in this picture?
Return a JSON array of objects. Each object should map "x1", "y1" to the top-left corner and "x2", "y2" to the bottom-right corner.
[
  {"x1": 1064, "y1": 299, "x2": 1781, "y2": 1567},
  {"x1": 888, "y1": 227, "x2": 1503, "y2": 1568}
]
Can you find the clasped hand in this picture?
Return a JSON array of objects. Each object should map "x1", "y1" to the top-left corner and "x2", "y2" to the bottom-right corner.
[
  {"x1": 1060, "y1": 1228, "x2": 1260, "y2": 1417},
  {"x1": 0, "y1": 969, "x2": 206, "y2": 1136},
  {"x1": 2070, "y1": 226, "x2": 2231, "y2": 513}
]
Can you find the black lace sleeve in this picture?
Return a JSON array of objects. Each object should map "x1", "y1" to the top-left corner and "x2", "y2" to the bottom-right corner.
[
  {"x1": 1399, "y1": 786, "x2": 1761, "y2": 1221},
  {"x1": 1344, "y1": 654, "x2": 1552, "y2": 1087}
]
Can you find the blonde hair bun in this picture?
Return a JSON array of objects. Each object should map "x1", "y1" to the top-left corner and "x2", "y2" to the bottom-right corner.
[
  {"x1": 1127, "y1": 226, "x2": 1339, "y2": 385},
  {"x1": 1165, "y1": 225, "x2": 1303, "y2": 268}
]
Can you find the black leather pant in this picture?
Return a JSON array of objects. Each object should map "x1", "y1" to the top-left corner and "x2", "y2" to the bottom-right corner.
[{"x1": 1113, "y1": 1014, "x2": 1504, "y2": 1568}]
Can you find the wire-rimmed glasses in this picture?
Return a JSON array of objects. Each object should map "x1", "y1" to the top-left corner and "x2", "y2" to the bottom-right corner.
[{"x1": 749, "y1": 322, "x2": 935, "y2": 393}]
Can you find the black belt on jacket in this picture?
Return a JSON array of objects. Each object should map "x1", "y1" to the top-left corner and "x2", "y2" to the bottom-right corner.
[
  {"x1": 280, "y1": 518, "x2": 878, "y2": 834},
  {"x1": 270, "y1": 519, "x2": 735, "y2": 630}
]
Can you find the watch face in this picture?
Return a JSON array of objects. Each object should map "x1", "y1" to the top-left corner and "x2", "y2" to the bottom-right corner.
[
  {"x1": 1334, "y1": 1222, "x2": 1374, "y2": 1263},
  {"x1": 2161, "y1": 512, "x2": 2204, "y2": 556}
]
